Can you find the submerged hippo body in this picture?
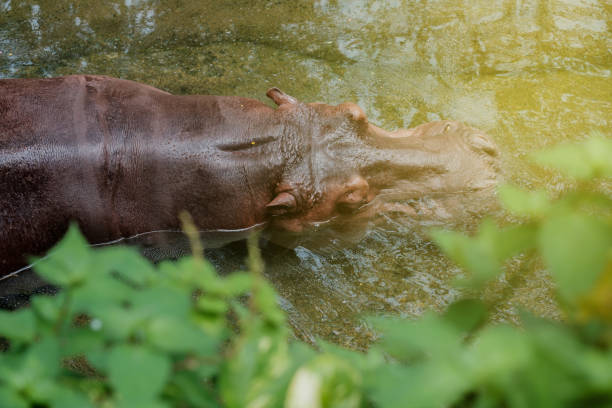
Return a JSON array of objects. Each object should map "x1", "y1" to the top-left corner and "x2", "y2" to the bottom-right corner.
[{"x1": 0, "y1": 75, "x2": 499, "y2": 276}]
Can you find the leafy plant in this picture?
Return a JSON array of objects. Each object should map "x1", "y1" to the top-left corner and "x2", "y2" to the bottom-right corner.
[{"x1": 0, "y1": 223, "x2": 262, "y2": 407}]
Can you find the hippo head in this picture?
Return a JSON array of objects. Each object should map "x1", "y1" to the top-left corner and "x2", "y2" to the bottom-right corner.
[{"x1": 263, "y1": 88, "x2": 500, "y2": 239}]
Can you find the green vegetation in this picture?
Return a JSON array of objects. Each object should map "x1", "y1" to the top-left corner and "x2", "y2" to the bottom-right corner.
[{"x1": 1, "y1": 136, "x2": 611, "y2": 408}]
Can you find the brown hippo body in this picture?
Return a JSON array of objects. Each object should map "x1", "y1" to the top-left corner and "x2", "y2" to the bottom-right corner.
[{"x1": 0, "y1": 75, "x2": 500, "y2": 276}]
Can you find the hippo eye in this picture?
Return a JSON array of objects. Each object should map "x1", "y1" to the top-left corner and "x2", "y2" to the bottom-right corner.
[{"x1": 217, "y1": 136, "x2": 276, "y2": 152}]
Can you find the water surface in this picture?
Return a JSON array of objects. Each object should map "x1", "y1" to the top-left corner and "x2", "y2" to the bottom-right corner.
[{"x1": 1, "y1": 0, "x2": 610, "y2": 348}]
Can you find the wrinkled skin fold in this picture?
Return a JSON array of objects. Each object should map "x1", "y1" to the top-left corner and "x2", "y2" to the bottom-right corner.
[{"x1": 0, "y1": 75, "x2": 500, "y2": 276}]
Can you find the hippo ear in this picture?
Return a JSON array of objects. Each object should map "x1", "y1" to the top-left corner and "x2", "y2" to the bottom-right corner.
[
  {"x1": 266, "y1": 192, "x2": 297, "y2": 215},
  {"x1": 266, "y1": 88, "x2": 298, "y2": 107}
]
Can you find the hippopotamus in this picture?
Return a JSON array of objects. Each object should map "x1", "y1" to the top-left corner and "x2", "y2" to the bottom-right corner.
[{"x1": 0, "y1": 75, "x2": 499, "y2": 277}]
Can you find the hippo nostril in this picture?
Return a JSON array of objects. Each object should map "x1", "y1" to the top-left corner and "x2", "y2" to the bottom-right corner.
[
  {"x1": 468, "y1": 133, "x2": 499, "y2": 157},
  {"x1": 444, "y1": 123, "x2": 452, "y2": 133}
]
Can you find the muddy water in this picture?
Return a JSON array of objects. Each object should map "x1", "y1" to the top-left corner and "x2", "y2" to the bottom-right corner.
[{"x1": 1, "y1": 0, "x2": 610, "y2": 348}]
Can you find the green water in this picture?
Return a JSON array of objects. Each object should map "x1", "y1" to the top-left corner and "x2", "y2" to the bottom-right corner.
[{"x1": 1, "y1": 0, "x2": 610, "y2": 348}]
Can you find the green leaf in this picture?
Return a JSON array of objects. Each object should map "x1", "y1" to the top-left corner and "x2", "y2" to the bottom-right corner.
[
  {"x1": 442, "y1": 299, "x2": 488, "y2": 334},
  {"x1": 0, "y1": 386, "x2": 28, "y2": 408},
  {"x1": 533, "y1": 136, "x2": 612, "y2": 180},
  {"x1": 581, "y1": 349, "x2": 612, "y2": 390},
  {"x1": 498, "y1": 184, "x2": 551, "y2": 217},
  {"x1": 95, "y1": 246, "x2": 157, "y2": 285},
  {"x1": 367, "y1": 362, "x2": 469, "y2": 408},
  {"x1": 108, "y1": 345, "x2": 171, "y2": 403},
  {"x1": 165, "y1": 257, "x2": 219, "y2": 290},
  {"x1": 24, "y1": 338, "x2": 61, "y2": 380},
  {"x1": 491, "y1": 223, "x2": 538, "y2": 260},
  {"x1": 146, "y1": 316, "x2": 220, "y2": 355},
  {"x1": 0, "y1": 354, "x2": 22, "y2": 385},
  {"x1": 84, "y1": 348, "x2": 109, "y2": 373},
  {"x1": 168, "y1": 371, "x2": 221, "y2": 408},
  {"x1": 60, "y1": 328, "x2": 105, "y2": 357},
  {"x1": 49, "y1": 387, "x2": 94, "y2": 408},
  {"x1": 220, "y1": 331, "x2": 292, "y2": 408},
  {"x1": 371, "y1": 313, "x2": 461, "y2": 361},
  {"x1": 516, "y1": 319, "x2": 589, "y2": 406},
  {"x1": 71, "y1": 273, "x2": 135, "y2": 314},
  {"x1": 32, "y1": 223, "x2": 92, "y2": 287},
  {"x1": 432, "y1": 220, "x2": 537, "y2": 288},
  {"x1": 4, "y1": 338, "x2": 61, "y2": 402},
  {"x1": 197, "y1": 296, "x2": 229, "y2": 315},
  {"x1": 539, "y1": 211, "x2": 612, "y2": 304},
  {"x1": 24, "y1": 379, "x2": 60, "y2": 404},
  {"x1": 0, "y1": 309, "x2": 36, "y2": 343},
  {"x1": 92, "y1": 304, "x2": 147, "y2": 341},
  {"x1": 432, "y1": 223, "x2": 501, "y2": 288},
  {"x1": 30, "y1": 294, "x2": 62, "y2": 323},
  {"x1": 132, "y1": 286, "x2": 191, "y2": 319},
  {"x1": 220, "y1": 272, "x2": 253, "y2": 296},
  {"x1": 115, "y1": 398, "x2": 170, "y2": 408},
  {"x1": 317, "y1": 341, "x2": 376, "y2": 373},
  {"x1": 366, "y1": 364, "x2": 419, "y2": 408},
  {"x1": 466, "y1": 325, "x2": 531, "y2": 382}
]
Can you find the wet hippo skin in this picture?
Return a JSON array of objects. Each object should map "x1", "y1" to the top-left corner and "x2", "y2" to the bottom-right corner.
[{"x1": 0, "y1": 75, "x2": 500, "y2": 276}]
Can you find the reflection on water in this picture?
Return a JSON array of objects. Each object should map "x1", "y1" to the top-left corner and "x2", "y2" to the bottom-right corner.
[{"x1": 1, "y1": 0, "x2": 609, "y2": 348}]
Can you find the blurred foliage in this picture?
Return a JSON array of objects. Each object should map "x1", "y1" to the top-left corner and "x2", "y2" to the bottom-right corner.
[{"x1": 1, "y1": 135, "x2": 611, "y2": 407}]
